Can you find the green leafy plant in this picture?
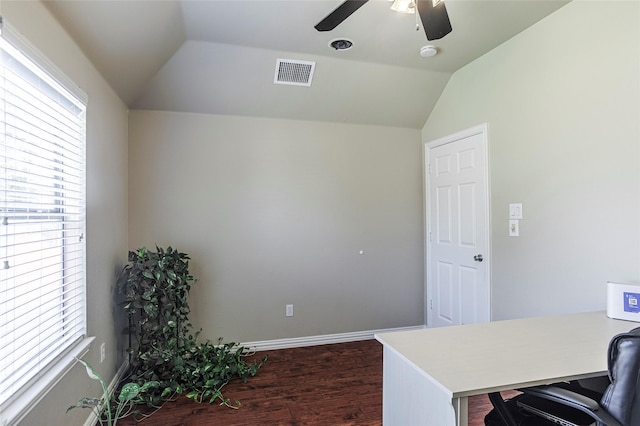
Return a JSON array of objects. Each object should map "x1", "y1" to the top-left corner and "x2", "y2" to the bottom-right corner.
[
  {"x1": 118, "y1": 246, "x2": 266, "y2": 409},
  {"x1": 68, "y1": 358, "x2": 159, "y2": 425},
  {"x1": 180, "y1": 337, "x2": 264, "y2": 406},
  {"x1": 119, "y1": 246, "x2": 194, "y2": 403}
]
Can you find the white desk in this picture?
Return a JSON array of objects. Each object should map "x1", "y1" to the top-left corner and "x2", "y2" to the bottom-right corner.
[{"x1": 375, "y1": 311, "x2": 636, "y2": 426}]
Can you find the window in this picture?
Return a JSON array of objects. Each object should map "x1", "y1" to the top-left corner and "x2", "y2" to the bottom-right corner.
[{"x1": 0, "y1": 19, "x2": 88, "y2": 421}]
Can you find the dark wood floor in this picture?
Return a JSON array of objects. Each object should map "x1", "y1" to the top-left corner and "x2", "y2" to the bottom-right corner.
[{"x1": 118, "y1": 339, "x2": 495, "y2": 425}]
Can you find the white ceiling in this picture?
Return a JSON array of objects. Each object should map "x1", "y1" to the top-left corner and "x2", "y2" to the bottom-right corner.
[{"x1": 43, "y1": 0, "x2": 570, "y2": 129}]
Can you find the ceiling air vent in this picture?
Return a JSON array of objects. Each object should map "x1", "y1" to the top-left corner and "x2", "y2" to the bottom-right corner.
[{"x1": 274, "y1": 59, "x2": 315, "y2": 87}]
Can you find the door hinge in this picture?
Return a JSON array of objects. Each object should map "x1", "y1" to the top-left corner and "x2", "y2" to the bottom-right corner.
[{"x1": 430, "y1": 299, "x2": 433, "y2": 310}]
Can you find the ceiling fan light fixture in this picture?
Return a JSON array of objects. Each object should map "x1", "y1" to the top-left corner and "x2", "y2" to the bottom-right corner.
[{"x1": 390, "y1": 0, "x2": 415, "y2": 14}]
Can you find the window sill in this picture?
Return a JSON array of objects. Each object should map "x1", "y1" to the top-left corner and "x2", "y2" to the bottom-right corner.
[{"x1": 1, "y1": 336, "x2": 95, "y2": 426}]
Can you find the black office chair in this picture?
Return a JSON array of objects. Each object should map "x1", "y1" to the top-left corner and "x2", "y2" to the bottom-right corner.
[{"x1": 485, "y1": 326, "x2": 640, "y2": 426}]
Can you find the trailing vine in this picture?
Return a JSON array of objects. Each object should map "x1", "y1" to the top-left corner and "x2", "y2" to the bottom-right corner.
[{"x1": 118, "y1": 246, "x2": 266, "y2": 409}]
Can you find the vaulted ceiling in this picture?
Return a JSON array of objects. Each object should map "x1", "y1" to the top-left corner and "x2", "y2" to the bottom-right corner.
[{"x1": 43, "y1": 0, "x2": 570, "y2": 128}]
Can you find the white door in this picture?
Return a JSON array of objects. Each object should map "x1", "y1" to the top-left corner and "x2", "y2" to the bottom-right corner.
[{"x1": 425, "y1": 124, "x2": 490, "y2": 327}]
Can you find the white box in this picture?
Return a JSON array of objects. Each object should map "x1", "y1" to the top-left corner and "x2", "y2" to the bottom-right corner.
[{"x1": 607, "y1": 281, "x2": 640, "y2": 322}]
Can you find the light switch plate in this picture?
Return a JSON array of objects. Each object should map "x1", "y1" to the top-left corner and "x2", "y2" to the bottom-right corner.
[
  {"x1": 509, "y1": 220, "x2": 519, "y2": 237},
  {"x1": 509, "y1": 203, "x2": 523, "y2": 220}
]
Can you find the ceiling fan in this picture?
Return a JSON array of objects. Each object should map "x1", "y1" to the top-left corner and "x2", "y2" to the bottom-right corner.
[{"x1": 314, "y1": 0, "x2": 452, "y2": 41}]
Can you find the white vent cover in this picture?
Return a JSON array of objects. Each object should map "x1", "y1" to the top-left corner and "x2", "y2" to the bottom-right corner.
[{"x1": 274, "y1": 59, "x2": 315, "y2": 87}]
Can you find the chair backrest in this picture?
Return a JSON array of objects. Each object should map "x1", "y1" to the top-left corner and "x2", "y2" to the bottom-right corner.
[{"x1": 600, "y1": 327, "x2": 640, "y2": 425}]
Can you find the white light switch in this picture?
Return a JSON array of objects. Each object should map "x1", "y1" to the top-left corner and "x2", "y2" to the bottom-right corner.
[
  {"x1": 509, "y1": 203, "x2": 523, "y2": 220},
  {"x1": 509, "y1": 220, "x2": 519, "y2": 237}
]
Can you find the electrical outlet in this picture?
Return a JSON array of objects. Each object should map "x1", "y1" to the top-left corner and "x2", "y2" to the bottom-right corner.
[
  {"x1": 286, "y1": 304, "x2": 294, "y2": 317},
  {"x1": 100, "y1": 342, "x2": 106, "y2": 363}
]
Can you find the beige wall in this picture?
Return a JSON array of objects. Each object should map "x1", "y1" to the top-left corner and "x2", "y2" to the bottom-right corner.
[
  {"x1": 3, "y1": 1, "x2": 129, "y2": 425},
  {"x1": 422, "y1": 0, "x2": 640, "y2": 321},
  {"x1": 128, "y1": 111, "x2": 424, "y2": 342},
  {"x1": 6, "y1": 0, "x2": 639, "y2": 423}
]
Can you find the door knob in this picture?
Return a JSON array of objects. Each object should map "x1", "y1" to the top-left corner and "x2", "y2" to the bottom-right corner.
[{"x1": 473, "y1": 254, "x2": 483, "y2": 262}]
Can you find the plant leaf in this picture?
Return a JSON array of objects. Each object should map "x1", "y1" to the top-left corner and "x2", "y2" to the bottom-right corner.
[
  {"x1": 118, "y1": 383, "x2": 141, "y2": 402},
  {"x1": 76, "y1": 358, "x2": 102, "y2": 382}
]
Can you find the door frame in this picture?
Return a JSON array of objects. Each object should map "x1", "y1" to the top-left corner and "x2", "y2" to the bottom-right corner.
[{"x1": 424, "y1": 123, "x2": 492, "y2": 327}]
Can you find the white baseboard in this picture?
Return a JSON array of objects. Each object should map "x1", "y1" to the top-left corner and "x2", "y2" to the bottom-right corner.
[
  {"x1": 83, "y1": 359, "x2": 130, "y2": 426},
  {"x1": 241, "y1": 324, "x2": 426, "y2": 352}
]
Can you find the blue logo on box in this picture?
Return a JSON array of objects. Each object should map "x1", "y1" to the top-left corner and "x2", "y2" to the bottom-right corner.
[{"x1": 624, "y1": 292, "x2": 640, "y2": 313}]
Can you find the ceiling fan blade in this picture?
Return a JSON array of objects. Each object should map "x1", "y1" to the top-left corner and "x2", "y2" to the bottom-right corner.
[
  {"x1": 417, "y1": 0, "x2": 452, "y2": 40},
  {"x1": 314, "y1": 0, "x2": 369, "y2": 32}
]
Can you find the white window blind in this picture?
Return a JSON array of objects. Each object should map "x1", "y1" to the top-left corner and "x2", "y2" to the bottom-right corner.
[{"x1": 0, "y1": 18, "x2": 87, "y2": 413}]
